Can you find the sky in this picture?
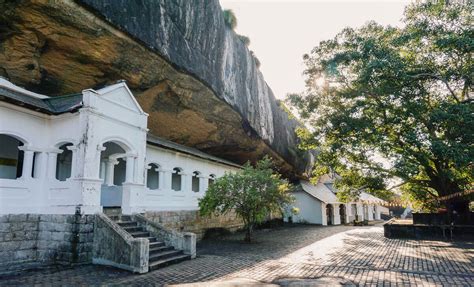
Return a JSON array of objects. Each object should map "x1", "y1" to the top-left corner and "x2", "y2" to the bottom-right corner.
[{"x1": 219, "y1": 0, "x2": 411, "y2": 99}]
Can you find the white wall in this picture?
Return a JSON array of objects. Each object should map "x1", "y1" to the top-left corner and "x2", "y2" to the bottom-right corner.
[
  {"x1": 292, "y1": 191, "x2": 323, "y2": 224},
  {"x1": 0, "y1": 83, "x2": 241, "y2": 215},
  {"x1": 142, "y1": 145, "x2": 240, "y2": 211}
]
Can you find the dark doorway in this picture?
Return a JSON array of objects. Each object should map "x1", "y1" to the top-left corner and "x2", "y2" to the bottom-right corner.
[
  {"x1": 340, "y1": 204, "x2": 346, "y2": 224},
  {"x1": 326, "y1": 204, "x2": 334, "y2": 225}
]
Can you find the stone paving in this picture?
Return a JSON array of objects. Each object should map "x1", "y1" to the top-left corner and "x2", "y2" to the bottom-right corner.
[{"x1": 1, "y1": 224, "x2": 473, "y2": 286}]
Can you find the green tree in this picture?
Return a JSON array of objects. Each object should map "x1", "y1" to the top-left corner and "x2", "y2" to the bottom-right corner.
[
  {"x1": 287, "y1": 1, "x2": 473, "y2": 212},
  {"x1": 222, "y1": 9, "x2": 237, "y2": 30},
  {"x1": 199, "y1": 157, "x2": 294, "y2": 242}
]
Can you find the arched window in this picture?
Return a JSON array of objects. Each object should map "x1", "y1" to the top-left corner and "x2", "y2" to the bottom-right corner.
[
  {"x1": 172, "y1": 168, "x2": 182, "y2": 191},
  {"x1": 208, "y1": 174, "x2": 216, "y2": 187},
  {"x1": 192, "y1": 171, "x2": 200, "y2": 192},
  {"x1": 0, "y1": 134, "x2": 24, "y2": 179},
  {"x1": 56, "y1": 143, "x2": 73, "y2": 181},
  {"x1": 146, "y1": 163, "x2": 160, "y2": 190}
]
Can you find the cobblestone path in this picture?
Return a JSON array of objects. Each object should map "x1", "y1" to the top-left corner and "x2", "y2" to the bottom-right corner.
[{"x1": 1, "y1": 225, "x2": 473, "y2": 286}]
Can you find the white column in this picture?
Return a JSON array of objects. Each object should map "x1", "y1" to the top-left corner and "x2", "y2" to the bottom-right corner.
[
  {"x1": 357, "y1": 204, "x2": 364, "y2": 221},
  {"x1": 345, "y1": 204, "x2": 351, "y2": 223},
  {"x1": 333, "y1": 203, "x2": 341, "y2": 225},
  {"x1": 66, "y1": 146, "x2": 78, "y2": 179},
  {"x1": 161, "y1": 169, "x2": 172, "y2": 190},
  {"x1": 144, "y1": 164, "x2": 151, "y2": 188},
  {"x1": 33, "y1": 152, "x2": 47, "y2": 179},
  {"x1": 46, "y1": 152, "x2": 60, "y2": 179},
  {"x1": 20, "y1": 150, "x2": 34, "y2": 179},
  {"x1": 201, "y1": 176, "x2": 209, "y2": 193},
  {"x1": 125, "y1": 156, "x2": 135, "y2": 184},
  {"x1": 199, "y1": 176, "x2": 208, "y2": 194},
  {"x1": 375, "y1": 206, "x2": 382, "y2": 220},
  {"x1": 158, "y1": 170, "x2": 166, "y2": 190},
  {"x1": 105, "y1": 159, "x2": 117, "y2": 186},
  {"x1": 99, "y1": 161, "x2": 106, "y2": 181},
  {"x1": 321, "y1": 203, "x2": 328, "y2": 225},
  {"x1": 180, "y1": 172, "x2": 191, "y2": 192}
]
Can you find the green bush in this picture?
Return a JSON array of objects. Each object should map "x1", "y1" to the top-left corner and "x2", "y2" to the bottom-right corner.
[
  {"x1": 222, "y1": 9, "x2": 237, "y2": 30},
  {"x1": 199, "y1": 157, "x2": 294, "y2": 242}
]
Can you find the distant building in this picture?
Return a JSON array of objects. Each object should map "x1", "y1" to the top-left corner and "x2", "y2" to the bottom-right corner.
[{"x1": 286, "y1": 174, "x2": 389, "y2": 225}]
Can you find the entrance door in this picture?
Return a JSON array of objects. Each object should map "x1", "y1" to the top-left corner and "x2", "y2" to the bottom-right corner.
[
  {"x1": 326, "y1": 204, "x2": 333, "y2": 225},
  {"x1": 101, "y1": 185, "x2": 123, "y2": 207},
  {"x1": 340, "y1": 204, "x2": 346, "y2": 224}
]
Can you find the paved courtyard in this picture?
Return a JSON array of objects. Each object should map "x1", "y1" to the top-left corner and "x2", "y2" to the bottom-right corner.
[{"x1": 1, "y1": 224, "x2": 473, "y2": 286}]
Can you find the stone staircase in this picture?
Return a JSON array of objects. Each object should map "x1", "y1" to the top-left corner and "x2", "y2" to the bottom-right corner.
[{"x1": 103, "y1": 208, "x2": 191, "y2": 271}]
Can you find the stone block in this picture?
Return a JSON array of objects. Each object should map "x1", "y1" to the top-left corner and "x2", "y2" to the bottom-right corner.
[
  {"x1": 27, "y1": 214, "x2": 40, "y2": 222},
  {"x1": 78, "y1": 252, "x2": 92, "y2": 263},
  {"x1": 63, "y1": 231, "x2": 75, "y2": 242},
  {"x1": 38, "y1": 231, "x2": 52, "y2": 241},
  {"x1": 20, "y1": 240, "x2": 36, "y2": 250},
  {"x1": 14, "y1": 249, "x2": 36, "y2": 261},
  {"x1": 24, "y1": 231, "x2": 38, "y2": 241},
  {"x1": 79, "y1": 223, "x2": 93, "y2": 233},
  {"x1": 23, "y1": 222, "x2": 38, "y2": 231},
  {"x1": 40, "y1": 214, "x2": 52, "y2": 222},
  {"x1": 51, "y1": 231, "x2": 65, "y2": 241},
  {"x1": 0, "y1": 241, "x2": 21, "y2": 251},
  {"x1": 0, "y1": 251, "x2": 14, "y2": 263},
  {"x1": 38, "y1": 222, "x2": 54, "y2": 231},
  {"x1": 51, "y1": 215, "x2": 67, "y2": 224},
  {"x1": 8, "y1": 214, "x2": 28, "y2": 222},
  {"x1": 0, "y1": 223, "x2": 10, "y2": 232}
]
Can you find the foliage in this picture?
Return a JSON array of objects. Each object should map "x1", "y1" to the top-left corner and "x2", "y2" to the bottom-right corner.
[
  {"x1": 238, "y1": 34, "x2": 251, "y2": 46},
  {"x1": 222, "y1": 9, "x2": 237, "y2": 30},
  {"x1": 287, "y1": 1, "x2": 473, "y2": 211},
  {"x1": 199, "y1": 156, "x2": 294, "y2": 242}
]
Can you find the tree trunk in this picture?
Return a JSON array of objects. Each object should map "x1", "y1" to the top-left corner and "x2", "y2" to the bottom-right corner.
[{"x1": 244, "y1": 224, "x2": 253, "y2": 242}]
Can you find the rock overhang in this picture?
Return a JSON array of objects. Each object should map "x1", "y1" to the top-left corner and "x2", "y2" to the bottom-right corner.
[{"x1": 0, "y1": 0, "x2": 314, "y2": 179}]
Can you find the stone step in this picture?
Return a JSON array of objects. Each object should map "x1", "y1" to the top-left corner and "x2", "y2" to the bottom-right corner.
[
  {"x1": 148, "y1": 254, "x2": 191, "y2": 271},
  {"x1": 123, "y1": 226, "x2": 144, "y2": 233},
  {"x1": 129, "y1": 231, "x2": 150, "y2": 238},
  {"x1": 149, "y1": 250, "x2": 183, "y2": 263},
  {"x1": 149, "y1": 245, "x2": 174, "y2": 255},
  {"x1": 149, "y1": 240, "x2": 165, "y2": 247},
  {"x1": 108, "y1": 215, "x2": 132, "y2": 222},
  {"x1": 103, "y1": 207, "x2": 122, "y2": 217},
  {"x1": 116, "y1": 221, "x2": 138, "y2": 228}
]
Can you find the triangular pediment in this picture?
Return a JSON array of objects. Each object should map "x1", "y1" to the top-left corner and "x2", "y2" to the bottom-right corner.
[{"x1": 97, "y1": 82, "x2": 144, "y2": 114}]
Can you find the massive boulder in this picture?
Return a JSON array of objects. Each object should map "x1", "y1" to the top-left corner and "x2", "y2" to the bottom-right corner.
[{"x1": 0, "y1": 0, "x2": 313, "y2": 179}]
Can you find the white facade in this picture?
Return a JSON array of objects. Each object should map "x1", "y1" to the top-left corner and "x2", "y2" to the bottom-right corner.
[
  {"x1": 288, "y1": 177, "x2": 388, "y2": 226},
  {"x1": 0, "y1": 79, "x2": 239, "y2": 215}
]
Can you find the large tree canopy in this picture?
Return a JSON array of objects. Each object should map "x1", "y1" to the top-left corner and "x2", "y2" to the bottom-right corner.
[{"x1": 288, "y1": 1, "x2": 473, "y2": 212}]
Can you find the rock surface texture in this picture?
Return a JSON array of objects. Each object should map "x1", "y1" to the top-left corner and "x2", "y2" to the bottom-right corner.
[{"x1": 0, "y1": 0, "x2": 313, "y2": 178}]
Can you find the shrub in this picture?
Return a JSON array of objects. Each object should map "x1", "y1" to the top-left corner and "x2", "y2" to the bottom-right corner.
[{"x1": 222, "y1": 9, "x2": 237, "y2": 30}]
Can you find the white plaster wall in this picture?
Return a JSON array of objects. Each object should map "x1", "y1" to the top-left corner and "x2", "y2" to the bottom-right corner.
[
  {"x1": 292, "y1": 192, "x2": 323, "y2": 224},
  {"x1": 142, "y1": 145, "x2": 240, "y2": 211},
  {"x1": 0, "y1": 103, "x2": 83, "y2": 214}
]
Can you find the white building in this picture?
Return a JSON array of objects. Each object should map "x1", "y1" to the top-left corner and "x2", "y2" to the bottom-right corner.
[
  {"x1": 288, "y1": 175, "x2": 388, "y2": 225},
  {"x1": 0, "y1": 78, "x2": 240, "y2": 216}
]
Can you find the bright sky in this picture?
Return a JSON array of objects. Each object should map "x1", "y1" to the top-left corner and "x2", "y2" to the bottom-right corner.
[{"x1": 220, "y1": 0, "x2": 411, "y2": 99}]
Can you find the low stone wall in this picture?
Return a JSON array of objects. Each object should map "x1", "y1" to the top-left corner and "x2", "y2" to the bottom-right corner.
[
  {"x1": 144, "y1": 210, "x2": 244, "y2": 240},
  {"x1": 384, "y1": 219, "x2": 474, "y2": 240},
  {"x1": 0, "y1": 213, "x2": 94, "y2": 273}
]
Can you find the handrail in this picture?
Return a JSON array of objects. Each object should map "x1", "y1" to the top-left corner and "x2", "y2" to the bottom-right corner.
[{"x1": 92, "y1": 213, "x2": 149, "y2": 273}]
